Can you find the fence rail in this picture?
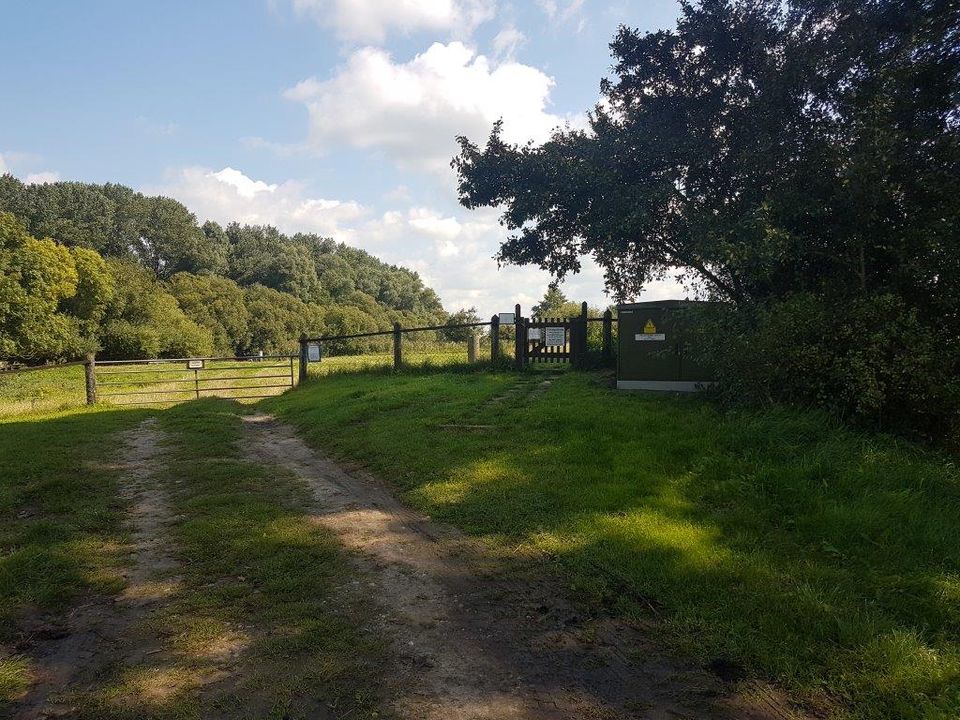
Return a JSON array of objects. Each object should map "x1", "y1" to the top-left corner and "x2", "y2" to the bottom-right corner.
[
  {"x1": 86, "y1": 354, "x2": 297, "y2": 406},
  {"x1": 298, "y1": 305, "x2": 618, "y2": 377}
]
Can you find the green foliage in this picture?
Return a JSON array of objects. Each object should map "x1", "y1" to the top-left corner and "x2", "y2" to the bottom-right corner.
[
  {"x1": 243, "y1": 284, "x2": 323, "y2": 355},
  {"x1": 690, "y1": 295, "x2": 960, "y2": 443},
  {"x1": 0, "y1": 178, "x2": 449, "y2": 363},
  {"x1": 167, "y1": 272, "x2": 249, "y2": 355},
  {"x1": 439, "y1": 307, "x2": 481, "y2": 342},
  {"x1": 452, "y1": 0, "x2": 960, "y2": 440},
  {"x1": 0, "y1": 213, "x2": 84, "y2": 360},
  {"x1": 99, "y1": 260, "x2": 213, "y2": 359}
]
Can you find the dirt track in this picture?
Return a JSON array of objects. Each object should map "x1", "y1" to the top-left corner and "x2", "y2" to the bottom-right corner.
[
  {"x1": 11, "y1": 419, "x2": 178, "y2": 719},
  {"x1": 242, "y1": 413, "x2": 798, "y2": 720}
]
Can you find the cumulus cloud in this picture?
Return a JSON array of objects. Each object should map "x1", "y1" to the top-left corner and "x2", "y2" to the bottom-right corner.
[
  {"x1": 24, "y1": 171, "x2": 61, "y2": 185},
  {"x1": 154, "y1": 165, "x2": 681, "y2": 317},
  {"x1": 150, "y1": 166, "x2": 365, "y2": 239},
  {"x1": 284, "y1": 41, "x2": 577, "y2": 172},
  {"x1": 289, "y1": 0, "x2": 495, "y2": 43}
]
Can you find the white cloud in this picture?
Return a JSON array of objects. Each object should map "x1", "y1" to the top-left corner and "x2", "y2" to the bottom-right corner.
[
  {"x1": 290, "y1": 0, "x2": 495, "y2": 42},
  {"x1": 284, "y1": 41, "x2": 576, "y2": 173},
  {"x1": 24, "y1": 171, "x2": 61, "y2": 185},
  {"x1": 150, "y1": 166, "x2": 365, "y2": 238},
  {"x1": 0, "y1": 151, "x2": 60, "y2": 184},
  {"x1": 536, "y1": 0, "x2": 587, "y2": 31},
  {"x1": 154, "y1": 165, "x2": 682, "y2": 317},
  {"x1": 492, "y1": 25, "x2": 525, "y2": 60}
]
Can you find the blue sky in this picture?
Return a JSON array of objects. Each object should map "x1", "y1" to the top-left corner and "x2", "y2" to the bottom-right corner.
[{"x1": 1, "y1": 0, "x2": 685, "y2": 316}]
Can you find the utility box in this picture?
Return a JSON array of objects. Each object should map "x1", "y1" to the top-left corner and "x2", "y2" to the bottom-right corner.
[{"x1": 616, "y1": 300, "x2": 713, "y2": 391}]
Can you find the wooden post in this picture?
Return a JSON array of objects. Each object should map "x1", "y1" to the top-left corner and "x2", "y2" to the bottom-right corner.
[
  {"x1": 490, "y1": 314, "x2": 500, "y2": 361},
  {"x1": 602, "y1": 309, "x2": 613, "y2": 361},
  {"x1": 84, "y1": 352, "x2": 97, "y2": 405},
  {"x1": 393, "y1": 322, "x2": 402, "y2": 369},
  {"x1": 575, "y1": 301, "x2": 589, "y2": 369},
  {"x1": 514, "y1": 304, "x2": 524, "y2": 370},
  {"x1": 299, "y1": 334, "x2": 309, "y2": 383},
  {"x1": 468, "y1": 334, "x2": 480, "y2": 363}
]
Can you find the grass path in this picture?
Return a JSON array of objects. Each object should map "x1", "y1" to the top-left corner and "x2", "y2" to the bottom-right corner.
[
  {"x1": 241, "y1": 412, "x2": 799, "y2": 720},
  {"x1": 265, "y1": 368, "x2": 960, "y2": 720},
  {"x1": 2, "y1": 401, "x2": 390, "y2": 719}
]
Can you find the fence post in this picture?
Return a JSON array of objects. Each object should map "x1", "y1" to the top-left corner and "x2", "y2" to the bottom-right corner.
[
  {"x1": 299, "y1": 334, "x2": 309, "y2": 383},
  {"x1": 514, "y1": 304, "x2": 524, "y2": 370},
  {"x1": 602, "y1": 309, "x2": 613, "y2": 361},
  {"x1": 490, "y1": 314, "x2": 500, "y2": 362},
  {"x1": 574, "y1": 301, "x2": 588, "y2": 369},
  {"x1": 393, "y1": 322, "x2": 402, "y2": 370},
  {"x1": 84, "y1": 352, "x2": 97, "y2": 405},
  {"x1": 468, "y1": 334, "x2": 479, "y2": 363}
]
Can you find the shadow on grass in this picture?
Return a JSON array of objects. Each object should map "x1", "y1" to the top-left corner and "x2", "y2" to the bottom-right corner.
[{"x1": 266, "y1": 370, "x2": 960, "y2": 720}]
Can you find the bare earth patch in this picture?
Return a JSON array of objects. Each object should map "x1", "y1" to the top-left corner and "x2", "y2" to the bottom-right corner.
[
  {"x1": 10, "y1": 418, "x2": 178, "y2": 719},
  {"x1": 242, "y1": 413, "x2": 805, "y2": 720}
]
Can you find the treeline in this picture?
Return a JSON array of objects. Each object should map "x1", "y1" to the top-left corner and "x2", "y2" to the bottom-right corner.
[{"x1": 0, "y1": 176, "x2": 448, "y2": 362}]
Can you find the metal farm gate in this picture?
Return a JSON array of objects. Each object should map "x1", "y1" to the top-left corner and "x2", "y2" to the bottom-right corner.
[{"x1": 89, "y1": 355, "x2": 296, "y2": 406}]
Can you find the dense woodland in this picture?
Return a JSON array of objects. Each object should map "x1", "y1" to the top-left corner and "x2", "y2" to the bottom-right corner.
[{"x1": 0, "y1": 175, "x2": 448, "y2": 362}]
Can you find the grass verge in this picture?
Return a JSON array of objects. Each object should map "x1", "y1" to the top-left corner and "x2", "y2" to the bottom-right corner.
[
  {"x1": 0, "y1": 406, "x2": 149, "y2": 704},
  {"x1": 77, "y1": 398, "x2": 389, "y2": 719},
  {"x1": 265, "y1": 368, "x2": 960, "y2": 720}
]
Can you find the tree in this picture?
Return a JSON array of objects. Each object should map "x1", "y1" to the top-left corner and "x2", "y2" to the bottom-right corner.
[
  {"x1": 531, "y1": 286, "x2": 569, "y2": 318},
  {"x1": 453, "y1": 0, "x2": 960, "y2": 317},
  {"x1": 440, "y1": 307, "x2": 481, "y2": 342},
  {"x1": 99, "y1": 260, "x2": 213, "y2": 359},
  {"x1": 167, "y1": 272, "x2": 249, "y2": 355},
  {"x1": 0, "y1": 212, "x2": 85, "y2": 361}
]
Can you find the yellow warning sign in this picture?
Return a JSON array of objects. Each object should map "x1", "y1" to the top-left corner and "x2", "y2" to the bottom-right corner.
[{"x1": 643, "y1": 319, "x2": 657, "y2": 334}]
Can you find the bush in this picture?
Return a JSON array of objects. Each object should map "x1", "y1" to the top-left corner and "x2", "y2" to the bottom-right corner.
[{"x1": 689, "y1": 294, "x2": 960, "y2": 444}]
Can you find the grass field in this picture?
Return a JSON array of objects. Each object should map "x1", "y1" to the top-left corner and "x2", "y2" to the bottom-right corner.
[
  {"x1": 265, "y1": 367, "x2": 960, "y2": 720},
  {"x1": 0, "y1": 347, "x2": 476, "y2": 417}
]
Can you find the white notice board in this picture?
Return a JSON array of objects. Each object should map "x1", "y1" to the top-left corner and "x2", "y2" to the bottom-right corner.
[
  {"x1": 307, "y1": 343, "x2": 321, "y2": 361},
  {"x1": 544, "y1": 327, "x2": 565, "y2": 346}
]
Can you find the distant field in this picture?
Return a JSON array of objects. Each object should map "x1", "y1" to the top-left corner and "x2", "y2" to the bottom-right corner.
[{"x1": 0, "y1": 347, "x2": 485, "y2": 416}]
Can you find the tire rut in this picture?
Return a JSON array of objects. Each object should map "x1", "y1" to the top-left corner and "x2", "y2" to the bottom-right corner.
[
  {"x1": 240, "y1": 413, "x2": 800, "y2": 720},
  {"x1": 11, "y1": 418, "x2": 178, "y2": 719}
]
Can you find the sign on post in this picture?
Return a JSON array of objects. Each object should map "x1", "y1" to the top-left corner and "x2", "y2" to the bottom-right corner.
[
  {"x1": 498, "y1": 312, "x2": 516, "y2": 325},
  {"x1": 544, "y1": 327, "x2": 565, "y2": 346},
  {"x1": 187, "y1": 359, "x2": 205, "y2": 370},
  {"x1": 528, "y1": 328, "x2": 542, "y2": 341},
  {"x1": 307, "y1": 343, "x2": 321, "y2": 362}
]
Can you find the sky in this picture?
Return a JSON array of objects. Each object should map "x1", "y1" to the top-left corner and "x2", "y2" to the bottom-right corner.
[{"x1": 0, "y1": 0, "x2": 687, "y2": 318}]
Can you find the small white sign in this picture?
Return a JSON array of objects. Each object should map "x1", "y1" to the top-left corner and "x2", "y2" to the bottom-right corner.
[
  {"x1": 527, "y1": 328, "x2": 542, "y2": 341},
  {"x1": 307, "y1": 343, "x2": 321, "y2": 362},
  {"x1": 187, "y1": 359, "x2": 205, "y2": 369},
  {"x1": 498, "y1": 312, "x2": 515, "y2": 325},
  {"x1": 544, "y1": 327, "x2": 566, "y2": 346},
  {"x1": 635, "y1": 333, "x2": 666, "y2": 341}
]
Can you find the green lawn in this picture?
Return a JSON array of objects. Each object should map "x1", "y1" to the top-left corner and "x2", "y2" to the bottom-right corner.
[{"x1": 265, "y1": 367, "x2": 960, "y2": 720}]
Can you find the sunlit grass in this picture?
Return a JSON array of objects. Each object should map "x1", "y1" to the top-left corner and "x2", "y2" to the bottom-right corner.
[{"x1": 267, "y1": 369, "x2": 960, "y2": 720}]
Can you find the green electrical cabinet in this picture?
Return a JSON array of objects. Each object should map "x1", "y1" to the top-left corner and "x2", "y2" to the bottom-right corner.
[{"x1": 616, "y1": 300, "x2": 713, "y2": 391}]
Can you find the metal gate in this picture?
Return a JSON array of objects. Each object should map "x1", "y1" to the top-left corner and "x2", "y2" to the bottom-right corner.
[{"x1": 93, "y1": 355, "x2": 296, "y2": 406}]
